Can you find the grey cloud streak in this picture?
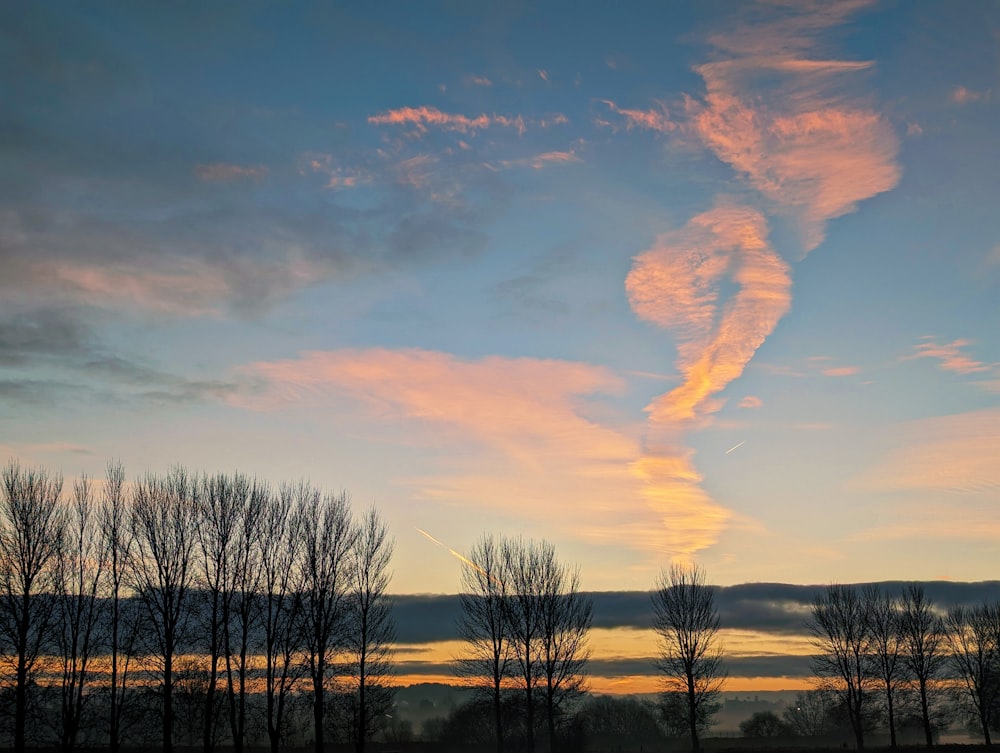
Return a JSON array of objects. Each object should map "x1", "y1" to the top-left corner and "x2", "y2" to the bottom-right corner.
[{"x1": 391, "y1": 581, "x2": 1000, "y2": 644}]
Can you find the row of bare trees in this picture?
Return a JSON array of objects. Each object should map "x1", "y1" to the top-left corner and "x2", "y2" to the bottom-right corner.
[
  {"x1": 456, "y1": 534, "x2": 594, "y2": 753},
  {"x1": 810, "y1": 582, "x2": 1000, "y2": 749},
  {"x1": 0, "y1": 460, "x2": 395, "y2": 753}
]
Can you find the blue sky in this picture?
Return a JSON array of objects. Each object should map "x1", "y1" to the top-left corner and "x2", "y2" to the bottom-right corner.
[{"x1": 1, "y1": 0, "x2": 998, "y2": 595}]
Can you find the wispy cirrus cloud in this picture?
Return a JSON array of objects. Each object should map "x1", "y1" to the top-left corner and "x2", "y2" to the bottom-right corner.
[
  {"x1": 368, "y1": 105, "x2": 526, "y2": 135},
  {"x1": 684, "y1": 2, "x2": 900, "y2": 251},
  {"x1": 904, "y1": 337, "x2": 990, "y2": 374},
  {"x1": 194, "y1": 163, "x2": 268, "y2": 182},
  {"x1": 627, "y1": 203, "x2": 792, "y2": 424},
  {"x1": 739, "y1": 395, "x2": 763, "y2": 409},
  {"x1": 599, "y1": 100, "x2": 675, "y2": 133},
  {"x1": 952, "y1": 85, "x2": 990, "y2": 104},
  {"x1": 235, "y1": 348, "x2": 667, "y2": 539},
  {"x1": 854, "y1": 409, "x2": 1000, "y2": 496},
  {"x1": 497, "y1": 150, "x2": 582, "y2": 170},
  {"x1": 624, "y1": 204, "x2": 791, "y2": 561}
]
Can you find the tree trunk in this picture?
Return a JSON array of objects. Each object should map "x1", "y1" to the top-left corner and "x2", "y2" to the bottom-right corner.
[
  {"x1": 920, "y1": 678, "x2": 933, "y2": 746},
  {"x1": 687, "y1": 675, "x2": 700, "y2": 753},
  {"x1": 163, "y1": 649, "x2": 174, "y2": 753},
  {"x1": 493, "y1": 678, "x2": 504, "y2": 753},
  {"x1": 313, "y1": 668, "x2": 325, "y2": 753},
  {"x1": 886, "y1": 685, "x2": 897, "y2": 748}
]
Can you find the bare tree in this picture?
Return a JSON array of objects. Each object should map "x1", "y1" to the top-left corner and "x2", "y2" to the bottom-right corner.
[
  {"x1": 810, "y1": 584, "x2": 871, "y2": 750},
  {"x1": 864, "y1": 584, "x2": 904, "y2": 748},
  {"x1": 782, "y1": 689, "x2": 835, "y2": 737},
  {"x1": 128, "y1": 468, "x2": 198, "y2": 753},
  {"x1": 0, "y1": 461, "x2": 66, "y2": 753},
  {"x1": 899, "y1": 584, "x2": 947, "y2": 746},
  {"x1": 298, "y1": 488, "x2": 356, "y2": 753},
  {"x1": 55, "y1": 473, "x2": 105, "y2": 752},
  {"x1": 260, "y1": 483, "x2": 306, "y2": 753},
  {"x1": 194, "y1": 472, "x2": 242, "y2": 753},
  {"x1": 456, "y1": 534, "x2": 513, "y2": 753},
  {"x1": 947, "y1": 603, "x2": 999, "y2": 744},
  {"x1": 223, "y1": 476, "x2": 266, "y2": 753},
  {"x1": 651, "y1": 564, "x2": 724, "y2": 753},
  {"x1": 99, "y1": 461, "x2": 138, "y2": 753},
  {"x1": 502, "y1": 536, "x2": 548, "y2": 753},
  {"x1": 537, "y1": 548, "x2": 592, "y2": 753},
  {"x1": 344, "y1": 505, "x2": 396, "y2": 753}
]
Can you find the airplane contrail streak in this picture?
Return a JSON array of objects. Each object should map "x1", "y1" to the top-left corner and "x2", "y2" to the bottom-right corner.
[
  {"x1": 725, "y1": 440, "x2": 746, "y2": 454},
  {"x1": 415, "y1": 527, "x2": 481, "y2": 572}
]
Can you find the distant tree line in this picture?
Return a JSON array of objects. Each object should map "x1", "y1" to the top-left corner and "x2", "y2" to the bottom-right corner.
[
  {"x1": 0, "y1": 460, "x2": 395, "y2": 753},
  {"x1": 808, "y1": 581, "x2": 1000, "y2": 749}
]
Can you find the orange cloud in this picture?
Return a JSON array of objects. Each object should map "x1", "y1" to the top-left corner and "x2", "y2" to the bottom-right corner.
[
  {"x1": 237, "y1": 348, "x2": 741, "y2": 561},
  {"x1": 368, "y1": 105, "x2": 525, "y2": 135},
  {"x1": 628, "y1": 451, "x2": 731, "y2": 559},
  {"x1": 194, "y1": 163, "x2": 267, "y2": 182},
  {"x1": 600, "y1": 100, "x2": 675, "y2": 133},
  {"x1": 904, "y1": 337, "x2": 989, "y2": 374},
  {"x1": 627, "y1": 204, "x2": 792, "y2": 424}
]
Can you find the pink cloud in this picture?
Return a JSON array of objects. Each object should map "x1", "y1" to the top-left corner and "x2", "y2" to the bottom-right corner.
[
  {"x1": 600, "y1": 100, "x2": 675, "y2": 133},
  {"x1": 682, "y1": 2, "x2": 901, "y2": 252},
  {"x1": 739, "y1": 395, "x2": 763, "y2": 409},
  {"x1": 538, "y1": 69, "x2": 549, "y2": 82},
  {"x1": 467, "y1": 74, "x2": 493, "y2": 87},
  {"x1": 194, "y1": 163, "x2": 267, "y2": 182},
  {"x1": 905, "y1": 337, "x2": 989, "y2": 374},
  {"x1": 235, "y1": 348, "x2": 700, "y2": 543},
  {"x1": 822, "y1": 366, "x2": 860, "y2": 377},
  {"x1": 368, "y1": 105, "x2": 525, "y2": 135},
  {"x1": 952, "y1": 86, "x2": 990, "y2": 104},
  {"x1": 626, "y1": 204, "x2": 792, "y2": 424}
]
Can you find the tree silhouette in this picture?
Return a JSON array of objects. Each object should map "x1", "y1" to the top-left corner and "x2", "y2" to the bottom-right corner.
[{"x1": 651, "y1": 564, "x2": 724, "y2": 753}]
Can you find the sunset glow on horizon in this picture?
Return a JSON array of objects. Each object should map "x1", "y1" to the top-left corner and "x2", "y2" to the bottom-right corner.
[{"x1": 1, "y1": 0, "x2": 998, "y2": 693}]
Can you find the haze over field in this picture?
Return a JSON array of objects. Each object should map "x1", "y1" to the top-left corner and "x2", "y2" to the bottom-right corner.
[{"x1": 1, "y1": 0, "x2": 998, "y2": 691}]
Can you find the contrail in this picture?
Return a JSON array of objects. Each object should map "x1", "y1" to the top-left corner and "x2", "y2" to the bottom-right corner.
[
  {"x1": 415, "y1": 527, "x2": 480, "y2": 572},
  {"x1": 725, "y1": 440, "x2": 745, "y2": 454}
]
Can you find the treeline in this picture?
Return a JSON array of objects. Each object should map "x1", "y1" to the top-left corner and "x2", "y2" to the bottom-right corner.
[
  {"x1": 0, "y1": 461, "x2": 395, "y2": 753},
  {"x1": 807, "y1": 582, "x2": 1000, "y2": 749}
]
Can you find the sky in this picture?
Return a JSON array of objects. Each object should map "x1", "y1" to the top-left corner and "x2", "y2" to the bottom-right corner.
[{"x1": 1, "y1": 0, "x2": 999, "y2": 609}]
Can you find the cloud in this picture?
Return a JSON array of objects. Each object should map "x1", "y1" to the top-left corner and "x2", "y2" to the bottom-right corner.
[
  {"x1": 499, "y1": 150, "x2": 582, "y2": 170},
  {"x1": 368, "y1": 105, "x2": 526, "y2": 135},
  {"x1": 683, "y1": 3, "x2": 900, "y2": 251},
  {"x1": 239, "y1": 347, "x2": 631, "y2": 464},
  {"x1": 466, "y1": 74, "x2": 493, "y2": 87},
  {"x1": 193, "y1": 163, "x2": 267, "y2": 182},
  {"x1": 236, "y1": 348, "x2": 679, "y2": 541},
  {"x1": 904, "y1": 337, "x2": 989, "y2": 374},
  {"x1": 855, "y1": 409, "x2": 1000, "y2": 495},
  {"x1": 624, "y1": 204, "x2": 790, "y2": 561},
  {"x1": 821, "y1": 365, "x2": 859, "y2": 377},
  {"x1": 599, "y1": 100, "x2": 675, "y2": 133},
  {"x1": 739, "y1": 395, "x2": 763, "y2": 409},
  {"x1": 627, "y1": 204, "x2": 792, "y2": 424},
  {"x1": 952, "y1": 86, "x2": 990, "y2": 104}
]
